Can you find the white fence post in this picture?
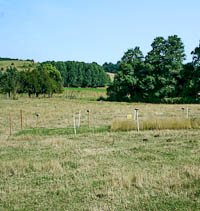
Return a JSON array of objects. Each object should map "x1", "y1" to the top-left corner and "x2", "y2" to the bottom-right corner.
[
  {"x1": 135, "y1": 108, "x2": 140, "y2": 132},
  {"x1": 78, "y1": 110, "x2": 81, "y2": 128}
]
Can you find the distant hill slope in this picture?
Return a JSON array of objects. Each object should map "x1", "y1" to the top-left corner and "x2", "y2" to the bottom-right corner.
[
  {"x1": 0, "y1": 58, "x2": 114, "y2": 83},
  {"x1": 106, "y1": 72, "x2": 115, "y2": 81},
  {"x1": 0, "y1": 59, "x2": 37, "y2": 71}
]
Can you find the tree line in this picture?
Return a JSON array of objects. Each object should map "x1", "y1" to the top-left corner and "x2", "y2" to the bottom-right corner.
[
  {"x1": 106, "y1": 35, "x2": 200, "y2": 103},
  {"x1": 43, "y1": 61, "x2": 110, "y2": 87},
  {"x1": 0, "y1": 61, "x2": 110, "y2": 99},
  {"x1": 0, "y1": 64, "x2": 63, "y2": 99}
]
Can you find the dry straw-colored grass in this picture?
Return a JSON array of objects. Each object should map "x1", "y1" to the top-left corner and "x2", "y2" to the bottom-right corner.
[
  {"x1": 111, "y1": 117, "x2": 200, "y2": 131},
  {"x1": 1, "y1": 92, "x2": 200, "y2": 210}
]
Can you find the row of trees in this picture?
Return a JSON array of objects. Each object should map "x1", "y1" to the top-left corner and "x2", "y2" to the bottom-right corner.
[
  {"x1": 0, "y1": 64, "x2": 63, "y2": 99},
  {"x1": 43, "y1": 61, "x2": 110, "y2": 87},
  {"x1": 0, "y1": 60, "x2": 111, "y2": 99},
  {"x1": 107, "y1": 35, "x2": 200, "y2": 103},
  {"x1": 102, "y1": 62, "x2": 120, "y2": 73}
]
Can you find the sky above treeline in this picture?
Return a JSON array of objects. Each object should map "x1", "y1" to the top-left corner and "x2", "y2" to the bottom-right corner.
[{"x1": 0, "y1": 0, "x2": 199, "y2": 64}]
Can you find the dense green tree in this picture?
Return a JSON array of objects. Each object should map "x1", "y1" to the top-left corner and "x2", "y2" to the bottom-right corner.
[
  {"x1": 178, "y1": 43, "x2": 200, "y2": 102},
  {"x1": 43, "y1": 61, "x2": 110, "y2": 88},
  {"x1": 107, "y1": 62, "x2": 137, "y2": 101},
  {"x1": 122, "y1": 47, "x2": 144, "y2": 66},
  {"x1": 191, "y1": 42, "x2": 200, "y2": 66},
  {"x1": 107, "y1": 47, "x2": 148, "y2": 101},
  {"x1": 107, "y1": 35, "x2": 188, "y2": 103},
  {"x1": 145, "y1": 35, "x2": 185, "y2": 99},
  {"x1": 180, "y1": 63, "x2": 200, "y2": 100},
  {"x1": 38, "y1": 63, "x2": 63, "y2": 96},
  {"x1": 0, "y1": 64, "x2": 64, "y2": 99},
  {"x1": 102, "y1": 62, "x2": 120, "y2": 73},
  {"x1": 0, "y1": 67, "x2": 20, "y2": 99}
]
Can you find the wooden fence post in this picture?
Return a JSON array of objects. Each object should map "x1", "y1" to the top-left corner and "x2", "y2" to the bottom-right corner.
[
  {"x1": 135, "y1": 108, "x2": 139, "y2": 132},
  {"x1": 134, "y1": 109, "x2": 136, "y2": 120},
  {"x1": 78, "y1": 110, "x2": 81, "y2": 128},
  {"x1": 87, "y1": 110, "x2": 90, "y2": 128}
]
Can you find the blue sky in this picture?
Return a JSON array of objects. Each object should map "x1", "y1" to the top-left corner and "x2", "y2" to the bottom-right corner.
[{"x1": 0, "y1": 0, "x2": 199, "y2": 64}]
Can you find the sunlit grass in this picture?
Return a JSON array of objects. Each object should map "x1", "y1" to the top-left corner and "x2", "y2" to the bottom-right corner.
[
  {"x1": 0, "y1": 91, "x2": 200, "y2": 210},
  {"x1": 111, "y1": 118, "x2": 200, "y2": 131}
]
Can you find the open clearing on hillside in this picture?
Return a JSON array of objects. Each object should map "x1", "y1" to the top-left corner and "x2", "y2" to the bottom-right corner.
[
  {"x1": 0, "y1": 90, "x2": 200, "y2": 210},
  {"x1": 0, "y1": 60, "x2": 36, "y2": 71}
]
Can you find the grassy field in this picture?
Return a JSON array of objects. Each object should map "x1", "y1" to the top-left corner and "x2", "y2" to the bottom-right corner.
[
  {"x1": 0, "y1": 89, "x2": 200, "y2": 210},
  {"x1": 0, "y1": 60, "x2": 36, "y2": 71}
]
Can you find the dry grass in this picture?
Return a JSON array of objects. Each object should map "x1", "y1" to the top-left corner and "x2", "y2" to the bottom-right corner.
[
  {"x1": 0, "y1": 92, "x2": 200, "y2": 210},
  {"x1": 111, "y1": 117, "x2": 200, "y2": 131}
]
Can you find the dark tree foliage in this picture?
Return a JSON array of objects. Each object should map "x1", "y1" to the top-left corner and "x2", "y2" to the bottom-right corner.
[
  {"x1": 102, "y1": 62, "x2": 120, "y2": 73},
  {"x1": 0, "y1": 57, "x2": 19, "y2": 61},
  {"x1": 145, "y1": 35, "x2": 185, "y2": 101},
  {"x1": 178, "y1": 43, "x2": 200, "y2": 102},
  {"x1": 0, "y1": 64, "x2": 64, "y2": 99},
  {"x1": 191, "y1": 42, "x2": 200, "y2": 66},
  {"x1": 107, "y1": 35, "x2": 200, "y2": 103},
  {"x1": 43, "y1": 61, "x2": 110, "y2": 87},
  {"x1": 0, "y1": 66, "x2": 20, "y2": 99}
]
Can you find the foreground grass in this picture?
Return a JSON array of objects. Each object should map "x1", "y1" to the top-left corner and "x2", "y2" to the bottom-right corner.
[
  {"x1": 1, "y1": 129, "x2": 200, "y2": 210},
  {"x1": 0, "y1": 94, "x2": 200, "y2": 210}
]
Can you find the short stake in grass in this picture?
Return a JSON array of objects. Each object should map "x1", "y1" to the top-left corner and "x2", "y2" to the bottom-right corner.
[
  {"x1": 87, "y1": 109, "x2": 90, "y2": 128},
  {"x1": 135, "y1": 108, "x2": 140, "y2": 132},
  {"x1": 181, "y1": 107, "x2": 185, "y2": 118},
  {"x1": 78, "y1": 110, "x2": 81, "y2": 128},
  {"x1": 35, "y1": 113, "x2": 40, "y2": 127},
  {"x1": 134, "y1": 109, "x2": 136, "y2": 120}
]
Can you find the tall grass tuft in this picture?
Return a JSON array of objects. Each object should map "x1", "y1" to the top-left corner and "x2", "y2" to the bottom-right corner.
[{"x1": 111, "y1": 118, "x2": 200, "y2": 131}]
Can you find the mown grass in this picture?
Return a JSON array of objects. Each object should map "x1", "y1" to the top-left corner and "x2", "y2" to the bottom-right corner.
[{"x1": 0, "y1": 91, "x2": 200, "y2": 210}]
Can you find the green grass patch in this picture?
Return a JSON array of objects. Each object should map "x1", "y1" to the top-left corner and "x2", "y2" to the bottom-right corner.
[
  {"x1": 15, "y1": 125, "x2": 110, "y2": 136},
  {"x1": 65, "y1": 87, "x2": 106, "y2": 92}
]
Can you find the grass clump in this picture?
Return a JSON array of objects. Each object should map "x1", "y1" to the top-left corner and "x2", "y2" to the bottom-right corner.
[{"x1": 111, "y1": 118, "x2": 200, "y2": 131}]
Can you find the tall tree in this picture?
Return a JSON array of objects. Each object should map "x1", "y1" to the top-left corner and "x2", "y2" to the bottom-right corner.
[
  {"x1": 0, "y1": 66, "x2": 20, "y2": 99},
  {"x1": 122, "y1": 47, "x2": 144, "y2": 67},
  {"x1": 107, "y1": 62, "x2": 137, "y2": 101},
  {"x1": 191, "y1": 41, "x2": 200, "y2": 66},
  {"x1": 145, "y1": 35, "x2": 185, "y2": 99}
]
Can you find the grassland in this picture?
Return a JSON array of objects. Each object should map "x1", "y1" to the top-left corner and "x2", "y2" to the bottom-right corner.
[
  {"x1": 0, "y1": 89, "x2": 200, "y2": 210},
  {"x1": 0, "y1": 60, "x2": 36, "y2": 71}
]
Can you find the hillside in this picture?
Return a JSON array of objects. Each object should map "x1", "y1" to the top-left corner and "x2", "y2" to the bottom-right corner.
[
  {"x1": 0, "y1": 59, "x2": 114, "y2": 87},
  {"x1": 0, "y1": 59, "x2": 36, "y2": 71}
]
